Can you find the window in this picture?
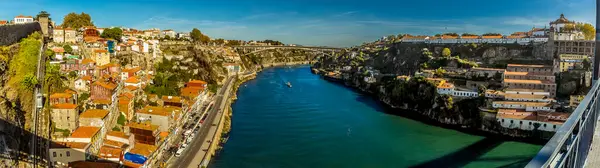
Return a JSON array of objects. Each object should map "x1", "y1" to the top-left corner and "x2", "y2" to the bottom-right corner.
[
  {"x1": 529, "y1": 122, "x2": 532, "y2": 125},
  {"x1": 66, "y1": 151, "x2": 70, "y2": 156},
  {"x1": 520, "y1": 121, "x2": 523, "y2": 124},
  {"x1": 53, "y1": 152, "x2": 56, "y2": 157},
  {"x1": 510, "y1": 120, "x2": 513, "y2": 124},
  {"x1": 553, "y1": 125, "x2": 557, "y2": 129},
  {"x1": 544, "y1": 124, "x2": 547, "y2": 127},
  {"x1": 502, "y1": 119, "x2": 504, "y2": 122}
]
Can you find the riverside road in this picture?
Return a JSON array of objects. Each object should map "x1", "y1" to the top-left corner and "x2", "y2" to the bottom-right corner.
[{"x1": 170, "y1": 77, "x2": 235, "y2": 168}]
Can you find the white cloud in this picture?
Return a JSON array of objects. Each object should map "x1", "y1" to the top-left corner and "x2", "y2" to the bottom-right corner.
[{"x1": 503, "y1": 17, "x2": 549, "y2": 27}]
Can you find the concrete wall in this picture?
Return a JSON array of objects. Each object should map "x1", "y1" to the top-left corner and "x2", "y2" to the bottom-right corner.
[{"x1": 0, "y1": 22, "x2": 41, "y2": 46}]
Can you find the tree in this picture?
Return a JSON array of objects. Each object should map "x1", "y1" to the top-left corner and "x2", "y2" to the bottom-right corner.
[
  {"x1": 434, "y1": 68, "x2": 446, "y2": 77},
  {"x1": 100, "y1": 27, "x2": 123, "y2": 42},
  {"x1": 442, "y1": 48, "x2": 451, "y2": 57},
  {"x1": 443, "y1": 33, "x2": 458, "y2": 36},
  {"x1": 190, "y1": 28, "x2": 210, "y2": 43},
  {"x1": 462, "y1": 33, "x2": 477, "y2": 36},
  {"x1": 63, "y1": 45, "x2": 73, "y2": 54},
  {"x1": 576, "y1": 23, "x2": 596, "y2": 40},
  {"x1": 163, "y1": 35, "x2": 171, "y2": 40},
  {"x1": 583, "y1": 57, "x2": 592, "y2": 71},
  {"x1": 434, "y1": 34, "x2": 441, "y2": 37},
  {"x1": 226, "y1": 40, "x2": 241, "y2": 46},
  {"x1": 61, "y1": 12, "x2": 94, "y2": 29},
  {"x1": 35, "y1": 11, "x2": 50, "y2": 21},
  {"x1": 20, "y1": 73, "x2": 38, "y2": 90},
  {"x1": 213, "y1": 38, "x2": 225, "y2": 45},
  {"x1": 477, "y1": 84, "x2": 487, "y2": 97},
  {"x1": 482, "y1": 33, "x2": 501, "y2": 36}
]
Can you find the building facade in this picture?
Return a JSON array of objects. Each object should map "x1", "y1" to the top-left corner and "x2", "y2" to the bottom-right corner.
[{"x1": 51, "y1": 104, "x2": 79, "y2": 132}]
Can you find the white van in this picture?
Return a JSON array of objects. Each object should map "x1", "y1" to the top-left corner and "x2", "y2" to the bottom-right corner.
[{"x1": 175, "y1": 147, "x2": 185, "y2": 157}]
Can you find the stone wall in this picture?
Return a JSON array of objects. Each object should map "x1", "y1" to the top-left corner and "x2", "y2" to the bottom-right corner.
[{"x1": 0, "y1": 22, "x2": 41, "y2": 46}]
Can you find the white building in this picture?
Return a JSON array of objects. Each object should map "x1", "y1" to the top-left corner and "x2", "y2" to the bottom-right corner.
[
  {"x1": 496, "y1": 109, "x2": 569, "y2": 132},
  {"x1": 492, "y1": 101, "x2": 553, "y2": 112},
  {"x1": 13, "y1": 15, "x2": 33, "y2": 24},
  {"x1": 74, "y1": 76, "x2": 92, "y2": 91},
  {"x1": 124, "y1": 77, "x2": 142, "y2": 87},
  {"x1": 452, "y1": 90, "x2": 479, "y2": 98}
]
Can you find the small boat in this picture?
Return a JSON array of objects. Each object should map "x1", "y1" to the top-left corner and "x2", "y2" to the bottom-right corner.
[{"x1": 286, "y1": 82, "x2": 292, "y2": 88}]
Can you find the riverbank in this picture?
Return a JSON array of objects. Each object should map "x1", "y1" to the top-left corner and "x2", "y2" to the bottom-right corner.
[
  {"x1": 312, "y1": 68, "x2": 551, "y2": 144},
  {"x1": 210, "y1": 63, "x2": 308, "y2": 159}
]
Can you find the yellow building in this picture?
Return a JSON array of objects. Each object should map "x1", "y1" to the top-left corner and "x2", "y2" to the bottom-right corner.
[
  {"x1": 559, "y1": 54, "x2": 588, "y2": 72},
  {"x1": 570, "y1": 95, "x2": 585, "y2": 107},
  {"x1": 51, "y1": 103, "x2": 79, "y2": 132},
  {"x1": 93, "y1": 49, "x2": 110, "y2": 66}
]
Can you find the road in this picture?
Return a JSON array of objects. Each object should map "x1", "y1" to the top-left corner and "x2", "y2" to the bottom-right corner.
[{"x1": 170, "y1": 77, "x2": 235, "y2": 168}]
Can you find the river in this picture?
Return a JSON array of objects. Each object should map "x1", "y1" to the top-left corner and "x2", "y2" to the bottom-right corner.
[{"x1": 209, "y1": 66, "x2": 542, "y2": 168}]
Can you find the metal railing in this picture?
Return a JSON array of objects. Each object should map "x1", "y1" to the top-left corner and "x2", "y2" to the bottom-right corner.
[
  {"x1": 527, "y1": 1, "x2": 600, "y2": 167},
  {"x1": 526, "y1": 80, "x2": 600, "y2": 167}
]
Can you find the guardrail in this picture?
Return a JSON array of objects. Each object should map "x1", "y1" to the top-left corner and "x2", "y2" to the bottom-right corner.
[{"x1": 526, "y1": 80, "x2": 600, "y2": 167}]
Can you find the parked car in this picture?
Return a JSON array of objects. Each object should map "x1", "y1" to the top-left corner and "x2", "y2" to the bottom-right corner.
[{"x1": 175, "y1": 147, "x2": 185, "y2": 157}]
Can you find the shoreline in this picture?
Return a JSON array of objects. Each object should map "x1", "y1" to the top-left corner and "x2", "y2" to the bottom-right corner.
[{"x1": 312, "y1": 68, "x2": 550, "y2": 145}]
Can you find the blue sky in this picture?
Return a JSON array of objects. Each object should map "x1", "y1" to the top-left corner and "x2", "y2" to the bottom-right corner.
[{"x1": 0, "y1": 0, "x2": 595, "y2": 47}]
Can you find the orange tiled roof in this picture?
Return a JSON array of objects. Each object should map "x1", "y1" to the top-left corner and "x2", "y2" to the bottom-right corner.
[
  {"x1": 181, "y1": 87, "x2": 204, "y2": 98},
  {"x1": 94, "y1": 49, "x2": 108, "y2": 53},
  {"x1": 188, "y1": 80, "x2": 207, "y2": 85},
  {"x1": 80, "y1": 109, "x2": 109, "y2": 119},
  {"x1": 107, "y1": 131, "x2": 129, "y2": 139},
  {"x1": 162, "y1": 95, "x2": 182, "y2": 103},
  {"x1": 138, "y1": 106, "x2": 180, "y2": 116},
  {"x1": 99, "y1": 145, "x2": 122, "y2": 159},
  {"x1": 0, "y1": 20, "x2": 7, "y2": 25},
  {"x1": 482, "y1": 35, "x2": 503, "y2": 39},
  {"x1": 120, "y1": 92, "x2": 135, "y2": 100},
  {"x1": 504, "y1": 79, "x2": 550, "y2": 84},
  {"x1": 93, "y1": 99, "x2": 112, "y2": 105},
  {"x1": 124, "y1": 85, "x2": 139, "y2": 91},
  {"x1": 52, "y1": 47, "x2": 65, "y2": 53},
  {"x1": 15, "y1": 15, "x2": 33, "y2": 18},
  {"x1": 93, "y1": 81, "x2": 117, "y2": 90},
  {"x1": 50, "y1": 93, "x2": 73, "y2": 99},
  {"x1": 442, "y1": 35, "x2": 458, "y2": 39},
  {"x1": 159, "y1": 131, "x2": 169, "y2": 139},
  {"x1": 461, "y1": 35, "x2": 479, "y2": 39},
  {"x1": 51, "y1": 141, "x2": 89, "y2": 149},
  {"x1": 122, "y1": 67, "x2": 142, "y2": 73},
  {"x1": 70, "y1": 126, "x2": 101, "y2": 138},
  {"x1": 437, "y1": 83, "x2": 455, "y2": 89},
  {"x1": 81, "y1": 75, "x2": 93, "y2": 81},
  {"x1": 81, "y1": 58, "x2": 96, "y2": 64},
  {"x1": 127, "y1": 122, "x2": 159, "y2": 131},
  {"x1": 128, "y1": 143, "x2": 157, "y2": 157},
  {"x1": 52, "y1": 103, "x2": 77, "y2": 109},
  {"x1": 104, "y1": 139, "x2": 128, "y2": 149},
  {"x1": 124, "y1": 76, "x2": 140, "y2": 83}
]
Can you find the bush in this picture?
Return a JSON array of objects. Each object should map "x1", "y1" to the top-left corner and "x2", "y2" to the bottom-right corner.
[
  {"x1": 112, "y1": 127, "x2": 121, "y2": 131},
  {"x1": 117, "y1": 113, "x2": 126, "y2": 125}
]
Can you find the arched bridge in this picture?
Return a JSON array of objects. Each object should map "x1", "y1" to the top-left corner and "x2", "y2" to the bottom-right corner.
[{"x1": 233, "y1": 45, "x2": 343, "y2": 57}]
